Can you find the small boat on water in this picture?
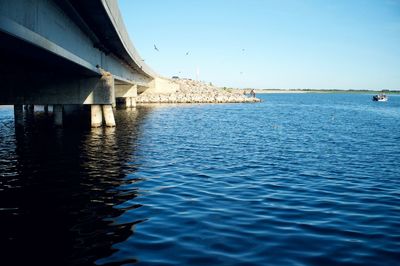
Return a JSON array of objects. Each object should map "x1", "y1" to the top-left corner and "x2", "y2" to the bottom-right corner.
[{"x1": 372, "y1": 93, "x2": 388, "y2": 102}]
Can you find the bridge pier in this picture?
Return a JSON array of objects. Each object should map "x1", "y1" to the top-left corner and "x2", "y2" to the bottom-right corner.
[
  {"x1": 103, "y1": 105, "x2": 116, "y2": 127},
  {"x1": 115, "y1": 84, "x2": 137, "y2": 109},
  {"x1": 14, "y1": 105, "x2": 24, "y2": 127},
  {"x1": 126, "y1": 97, "x2": 132, "y2": 108},
  {"x1": 91, "y1": 105, "x2": 103, "y2": 128},
  {"x1": 2, "y1": 72, "x2": 119, "y2": 128},
  {"x1": 126, "y1": 97, "x2": 136, "y2": 108},
  {"x1": 53, "y1": 105, "x2": 63, "y2": 127},
  {"x1": 116, "y1": 97, "x2": 135, "y2": 108},
  {"x1": 90, "y1": 105, "x2": 115, "y2": 127}
]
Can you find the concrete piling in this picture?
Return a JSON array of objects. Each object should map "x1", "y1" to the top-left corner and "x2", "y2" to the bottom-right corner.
[
  {"x1": 125, "y1": 97, "x2": 132, "y2": 108},
  {"x1": 14, "y1": 104, "x2": 24, "y2": 127},
  {"x1": 91, "y1": 105, "x2": 103, "y2": 127},
  {"x1": 53, "y1": 104, "x2": 63, "y2": 126},
  {"x1": 102, "y1": 105, "x2": 116, "y2": 127},
  {"x1": 131, "y1": 97, "x2": 136, "y2": 108},
  {"x1": 116, "y1": 97, "x2": 136, "y2": 109}
]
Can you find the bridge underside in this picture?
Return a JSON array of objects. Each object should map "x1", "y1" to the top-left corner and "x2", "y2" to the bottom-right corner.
[
  {"x1": 1, "y1": 31, "x2": 118, "y2": 104},
  {"x1": 0, "y1": 0, "x2": 156, "y2": 127},
  {"x1": 0, "y1": 32, "x2": 139, "y2": 128}
]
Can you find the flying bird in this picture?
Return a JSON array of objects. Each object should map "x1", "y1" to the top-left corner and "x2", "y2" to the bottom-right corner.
[
  {"x1": 154, "y1": 44, "x2": 159, "y2": 51},
  {"x1": 186, "y1": 51, "x2": 189, "y2": 56}
]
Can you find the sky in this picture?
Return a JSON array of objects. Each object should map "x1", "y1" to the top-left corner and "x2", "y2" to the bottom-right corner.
[{"x1": 119, "y1": 0, "x2": 400, "y2": 90}]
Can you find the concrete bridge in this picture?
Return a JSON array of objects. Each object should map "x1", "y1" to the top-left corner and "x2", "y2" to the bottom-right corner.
[{"x1": 0, "y1": 0, "x2": 171, "y2": 127}]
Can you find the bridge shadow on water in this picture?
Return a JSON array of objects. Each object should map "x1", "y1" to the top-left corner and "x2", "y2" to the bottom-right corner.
[{"x1": 0, "y1": 107, "x2": 154, "y2": 265}]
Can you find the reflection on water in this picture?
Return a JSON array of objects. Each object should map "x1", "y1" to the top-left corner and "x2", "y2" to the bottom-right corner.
[
  {"x1": 1, "y1": 94, "x2": 400, "y2": 266},
  {"x1": 0, "y1": 107, "x2": 151, "y2": 265}
]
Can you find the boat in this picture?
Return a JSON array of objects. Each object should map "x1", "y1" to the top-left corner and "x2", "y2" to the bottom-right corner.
[{"x1": 372, "y1": 93, "x2": 388, "y2": 102}]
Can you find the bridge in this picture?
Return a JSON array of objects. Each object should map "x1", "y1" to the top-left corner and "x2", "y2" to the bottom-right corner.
[{"x1": 0, "y1": 0, "x2": 172, "y2": 127}]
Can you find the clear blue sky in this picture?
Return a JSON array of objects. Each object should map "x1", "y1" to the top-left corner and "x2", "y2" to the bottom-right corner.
[{"x1": 119, "y1": 0, "x2": 400, "y2": 90}]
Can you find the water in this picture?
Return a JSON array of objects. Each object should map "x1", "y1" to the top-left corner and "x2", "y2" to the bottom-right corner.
[{"x1": 0, "y1": 93, "x2": 399, "y2": 265}]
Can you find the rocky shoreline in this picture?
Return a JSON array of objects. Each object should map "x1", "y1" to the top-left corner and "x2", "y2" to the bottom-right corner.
[{"x1": 137, "y1": 78, "x2": 261, "y2": 104}]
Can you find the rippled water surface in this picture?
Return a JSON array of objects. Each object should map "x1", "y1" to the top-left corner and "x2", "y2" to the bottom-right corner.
[{"x1": 1, "y1": 94, "x2": 400, "y2": 265}]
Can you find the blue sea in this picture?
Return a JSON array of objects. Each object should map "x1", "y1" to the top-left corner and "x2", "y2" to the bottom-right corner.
[{"x1": 0, "y1": 93, "x2": 399, "y2": 265}]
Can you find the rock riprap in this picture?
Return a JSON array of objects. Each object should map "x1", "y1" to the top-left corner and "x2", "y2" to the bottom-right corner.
[{"x1": 137, "y1": 78, "x2": 261, "y2": 104}]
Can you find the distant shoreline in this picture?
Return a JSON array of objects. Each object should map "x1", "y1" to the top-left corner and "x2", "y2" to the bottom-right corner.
[{"x1": 244, "y1": 89, "x2": 400, "y2": 95}]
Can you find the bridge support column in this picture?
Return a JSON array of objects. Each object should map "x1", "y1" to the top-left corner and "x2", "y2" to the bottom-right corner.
[
  {"x1": 130, "y1": 97, "x2": 137, "y2": 108},
  {"x1": 126, "y1": 97, "x2": 132, "y2": 107},
  {"x1": 115, "y1": 84, "x2": 137, "y2": 109},
  {"x1": 102, "y1": 105, "x2": 116, "y2": 127},
  {"x1": 91, "y1": 105, "x2": 103, "y2": 127},
  {"x1": 14, "y1": 105, "x2": 24, "y2": 127},
  {"x1": 116, "y1": 96, "x2": 136, "y2": 108},
  {"x1": 54, "y1": 104, "x2": 63, "y2": 127}
]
